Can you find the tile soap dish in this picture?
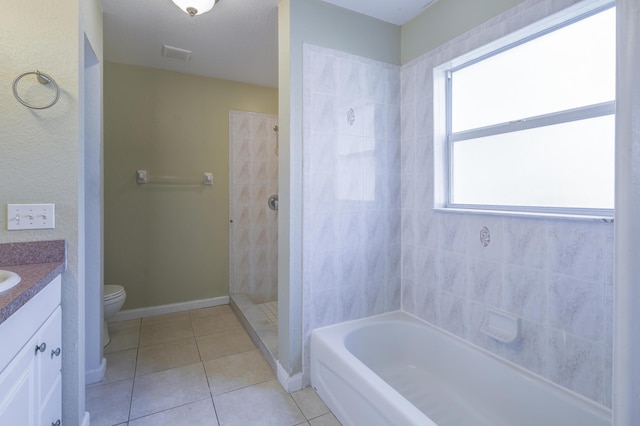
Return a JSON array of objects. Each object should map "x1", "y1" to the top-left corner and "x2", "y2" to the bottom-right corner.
[{"x1": 480, "y1": 308, "x2": 520, "y2": 343}]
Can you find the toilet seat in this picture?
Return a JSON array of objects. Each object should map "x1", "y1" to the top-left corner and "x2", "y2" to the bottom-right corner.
[
  {"x1": 103, "y1": 284, "x2": 127, "y2": 348},
  {"x1": 104, "y1": 285, "x2": 125, "y2": 302}
]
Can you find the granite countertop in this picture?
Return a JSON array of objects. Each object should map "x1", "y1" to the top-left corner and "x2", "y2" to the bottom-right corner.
[{"x1": 0, "y1": 240, "x2": 66, "y2": 325}]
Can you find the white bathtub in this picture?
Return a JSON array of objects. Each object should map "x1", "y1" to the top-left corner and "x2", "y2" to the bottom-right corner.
[{"x1": 310, "y1": 311, "x2": 611, "y2": 426}]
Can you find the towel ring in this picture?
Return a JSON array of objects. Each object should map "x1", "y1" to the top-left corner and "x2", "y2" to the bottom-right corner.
[{"x1": 12, "y1": 70, "x2": 60, "y2": 110}]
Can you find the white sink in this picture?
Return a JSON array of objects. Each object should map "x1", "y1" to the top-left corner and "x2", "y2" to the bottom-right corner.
[{"x1": 0, "y1": 270, "x2": 21, "y2": 293}]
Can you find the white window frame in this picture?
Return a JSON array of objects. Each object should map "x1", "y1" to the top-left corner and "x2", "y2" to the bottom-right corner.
[{"x1": 434, "y1": 0, "x2": 615, "y2": 220}]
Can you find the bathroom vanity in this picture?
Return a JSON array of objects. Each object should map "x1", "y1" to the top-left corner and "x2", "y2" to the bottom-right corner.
[{"x1": 0, "y1": 241, "x2": 65, "y2": 426}]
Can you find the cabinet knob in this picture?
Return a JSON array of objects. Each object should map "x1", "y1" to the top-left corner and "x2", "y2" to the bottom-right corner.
[
  {"x1": 51, "y1": 347, "x2": 61, "y2": 358},
  {"x1": 52, "y1": 420, "x2": 61, "y2": 426},
  {"x1": 35, "y1": 342, "x2": 46, "y2": 355}
]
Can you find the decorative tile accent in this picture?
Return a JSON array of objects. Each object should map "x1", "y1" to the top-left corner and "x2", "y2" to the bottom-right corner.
[
  {"x1": 479, "y1": 226, "x2": 491, "y2": 247},
  {"x1": 346, "y1": 108, "x2": 355, "y2": 126}
]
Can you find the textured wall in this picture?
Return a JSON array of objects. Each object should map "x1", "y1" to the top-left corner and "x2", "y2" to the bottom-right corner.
[
  {"x1": 104, "y1": 63, "x2": 277, "y2": 310},
  {"x1": 0, "y1": 0, "x2": 103, "y2": 424},
  {"x1": 401, "y1": 0, "x2": 613, "y2": 407},
  {"x1": 229, "y1": 110, "x2": 279, "y2": 303},
  {"x1": 401, "y1": 0, "x2": 526, "y2": 64}
]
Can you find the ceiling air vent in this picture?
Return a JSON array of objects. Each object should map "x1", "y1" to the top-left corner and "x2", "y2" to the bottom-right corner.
[{"x1": 162, "y1": 45, "x2": 192, "y2": 61}]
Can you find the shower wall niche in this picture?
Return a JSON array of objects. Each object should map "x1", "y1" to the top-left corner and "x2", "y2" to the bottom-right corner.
[{"x1": 229, "y1": 110, "x2": 279, "y2": 304}]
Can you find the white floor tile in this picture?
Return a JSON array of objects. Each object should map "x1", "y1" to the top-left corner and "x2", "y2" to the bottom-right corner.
[
  {"x1": 292, "y1": 387, "x2": 329, "y2": 420},
  {"x1": 139, "y1": 318, "x2": 194, "y2": 347},
  {"x1": 309, "y1": 413, "x2": 342, "y2": 426},
  {"x1": 136, "y1": 337, "x2": 200, "y2": 376},
  {"x1": 101, "y1": 349, "x2": 137, "y2": 384},
  {"x1": 213, "y1": 380, "x2": 305, "y2": 426},
  {"x1": 204, "y1": 350, "x2": 275, "y2": 395},
  {"x1": 87, "y1": 306, "x2": 339, "y2": 426},
  {"x1": 196, "y1": 328, "x2": 255, "y2": 361},
  {"x1": 105, "y1": 325, "x2": 140, "y2": 354},
  {"x1": 128, "y1": 398, "x2": 219, "y2": 426},
  {"x1": 86, "y1": 379, "x2": 133, "y2": 426},
  {"x1": 130, "y1": 363, "x2": 210, "y2": 420}
]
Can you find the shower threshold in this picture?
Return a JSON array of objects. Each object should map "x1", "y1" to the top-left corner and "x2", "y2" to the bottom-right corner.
[{"x1": 230, "y1": 293, "x2": 278, "y2": 373}]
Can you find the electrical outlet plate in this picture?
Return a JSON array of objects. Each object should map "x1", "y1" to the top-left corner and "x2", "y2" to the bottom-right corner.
[{"x1": 7, "y1": 204, "x2": 55, "y2": 230}]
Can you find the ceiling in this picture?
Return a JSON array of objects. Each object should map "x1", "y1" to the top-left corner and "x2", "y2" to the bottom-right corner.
[{"x1": 100, "y1": 0, "x2": 436, "y2": 88}]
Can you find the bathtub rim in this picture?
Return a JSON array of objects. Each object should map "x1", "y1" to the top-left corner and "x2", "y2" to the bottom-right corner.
[
  {"x1": 310, "y1": 310, "x2": 612, "y2": 420},
  {"x1": 311, "y1": 312, "x2": 436, "y2": 425}
]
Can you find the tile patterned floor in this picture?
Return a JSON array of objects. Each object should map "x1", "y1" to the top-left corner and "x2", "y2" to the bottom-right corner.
[
  {"x1": 87, "y1": 305, "x2": 340, "y2": 426},
  {"x1": 259, "y1": 302, "x2": 278, "y2": 326}
]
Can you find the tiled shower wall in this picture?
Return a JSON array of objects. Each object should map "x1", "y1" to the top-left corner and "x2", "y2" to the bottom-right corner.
[
  {"x1": 301, "y1": 0, "x2": 613, "y2": 408},
  {"x1": 300, "y1": 0, "x2": 613, "y2": 407},
  {"x1": 302, "y1": 44, "x2": 402, "y2": 382},
  {"x1": 400, "y1": 0, "x2": 613, "y2": 407},
  {"x1": 229, "y1": 110, "x2": 279, "y2": 303}
]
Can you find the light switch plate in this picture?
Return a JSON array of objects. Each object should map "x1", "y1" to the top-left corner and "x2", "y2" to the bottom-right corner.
[{"x1": 7, "y1": 204, "x2": 55, "y2": 230}]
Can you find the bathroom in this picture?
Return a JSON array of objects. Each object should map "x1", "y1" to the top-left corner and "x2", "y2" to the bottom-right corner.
[{"x1": 1, "y1": 0, "x2": 640, "y2": 425}]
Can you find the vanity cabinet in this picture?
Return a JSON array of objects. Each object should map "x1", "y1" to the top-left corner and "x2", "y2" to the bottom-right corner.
[{"x1": 0, "y1": 275, "x2": 62, "y2": 426}]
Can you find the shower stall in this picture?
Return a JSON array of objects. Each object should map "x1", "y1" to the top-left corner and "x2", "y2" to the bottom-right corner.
[{"x1": 228, "y1": 110, "x2": 279, "y2": 368}]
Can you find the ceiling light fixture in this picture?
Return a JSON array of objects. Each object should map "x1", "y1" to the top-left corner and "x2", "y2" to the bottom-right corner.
[{"x1": 171, "y1": 0, "x2": 219, "y2": 17}]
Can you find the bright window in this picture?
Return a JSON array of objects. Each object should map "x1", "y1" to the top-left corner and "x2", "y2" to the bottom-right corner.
[{"x1": 445, "y1": 4, "x2": 615, "y2": 216}]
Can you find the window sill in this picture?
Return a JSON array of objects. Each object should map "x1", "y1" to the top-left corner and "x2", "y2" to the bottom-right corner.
[{"x1": 433, "y1": 207, "x2": 614, "y2": 223}]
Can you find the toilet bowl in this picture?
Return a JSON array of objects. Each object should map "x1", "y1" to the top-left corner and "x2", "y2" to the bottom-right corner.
[{"x1": 103, "y1": 285, "x2": 126, "y2": 347}]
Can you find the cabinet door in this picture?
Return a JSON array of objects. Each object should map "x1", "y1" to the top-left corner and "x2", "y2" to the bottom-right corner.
[
  {"x1": 39, "y1": 373, "x2": 61, "y2": 426},
  {"x1": 36, "y1": 307, "x2": 62, "y2": 406},
  {"x1": 0, "y1": 336, "x2": 37, "y2": 426}
]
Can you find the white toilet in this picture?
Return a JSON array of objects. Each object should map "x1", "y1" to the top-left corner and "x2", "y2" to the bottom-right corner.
[{"x1": 103, "y1": 285, "x2": 126, "y2": 347}]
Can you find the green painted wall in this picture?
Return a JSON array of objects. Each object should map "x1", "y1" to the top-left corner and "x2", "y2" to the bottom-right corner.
[
  {"x1": 401, "y1": 0, "x2": 527, "y2": 63},
  {"x1": 104, "y1": 62, "x2": 277, "y2": 310}
]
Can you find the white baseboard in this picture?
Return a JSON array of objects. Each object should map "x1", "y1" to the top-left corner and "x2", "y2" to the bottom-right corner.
[
  {"x1": 110, "y1": 296, "x2": 230, "y2": 322},
  {"x1": 85, "y1": 357, "x2": 107, "y2": 385},
  {"x1": 80, "y1": 411, "x2": 90, "y2": 426},
  {"x1": 277, "y1": 361, "x2": 304, "y2": 393}
]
